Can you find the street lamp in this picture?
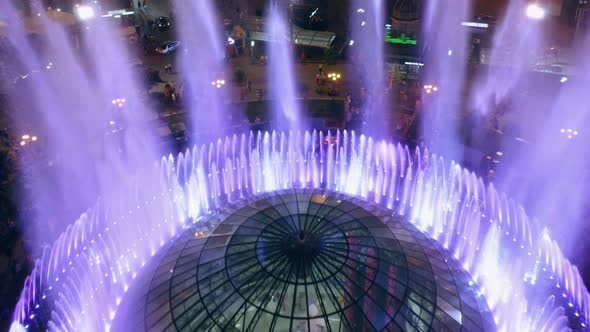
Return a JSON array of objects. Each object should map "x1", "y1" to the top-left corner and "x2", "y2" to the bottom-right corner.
[
  {"x1": 211, "y1": 79, "x2": 226, "y2": 89},
  {"x1": 560, "y1": 128, "x2": 579, "y2": 140},
  {"x1": 423, "y1": 84, "x2": 438, "y2": 94},
  {"x1": 328, "y1": 72, "x2": 341, "y2": 82},
  {"x1": 20, "y1": 134, "x2": 39, "y2": 147},
  {"x1": 327, "y1": 72, "x2": 342, "y2": 92},
  {"x1": 526, "y1": 3, "x2": 546, "y2": 20},
  {"x1": 111, "y1": 98, "x2": 127, "y2": 108}
]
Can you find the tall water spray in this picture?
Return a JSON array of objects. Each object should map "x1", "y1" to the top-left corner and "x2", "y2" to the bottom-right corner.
[
  {"x1": 0, "y1": 1, "x2": 161, "y2": 243},
  {"x1": 470, "y1": 0, "x2": 544, "y2": 117},
  {"x1": 466, "y1": 0, "x2": 590, "y2": 256},
  {"x1": 349, "y1": 0, "x2": 389, "y2": 137},
  {"x1": 494, "y1": 32, "x2": 590, "y2": 255},
  {"x1": 266, "y1": 1, "x2": 301, "y2": 130},
  {"x1": 420, "y1": 0, "x2": 471, "y2": 162},
  {"x1": 172, "y1": 0, "x2": 229, "y2": 140}
]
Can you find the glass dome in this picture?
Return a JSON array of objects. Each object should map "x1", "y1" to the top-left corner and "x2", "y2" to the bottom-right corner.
[{"x1": 114, "y1": 190, "x2": 495, "y2": 332}]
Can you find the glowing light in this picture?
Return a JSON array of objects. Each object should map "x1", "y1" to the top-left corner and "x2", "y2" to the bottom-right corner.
[
  {"x1": 349, "y1": 40, "x2": 355, "y2": 46},
  {"x1": 309, "y1": 8, "x2": 319, "y2": 18},
  {"x1": 461, "y1": 21, "x2": 489, "y2": 28},
  {"x1": 76, "y1": 5, "x2": 95, "y2": 20},
  {"x1": 423, "y1": 84, "x2": 439, "y2": 94},
  {"x1": 526, "y1": 3, "x2": 545, "y2": 19},
  {"x1": 560, "y1": 128, "x2": 579, "y2": 139},
  {"x1": 560, "y1": 76, "x2": 568, "y2": 83},
  {"x1": 327, "y1": 72, "x2": 341, "y2": 81},
  {"x1": 212, "y1": 79, "x2": 226, "y2": 89},
  {"x1": 111, "y1": 98, "x2": 126, "y2": 108}
]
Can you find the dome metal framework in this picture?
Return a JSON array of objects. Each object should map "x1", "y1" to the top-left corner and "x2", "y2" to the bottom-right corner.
[{"x1": 117, "y1": 189, "x2": 495, "y2": 332}]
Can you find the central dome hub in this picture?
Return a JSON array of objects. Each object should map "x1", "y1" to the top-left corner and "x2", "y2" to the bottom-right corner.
[
  {"x1": 281, "y1": 230, "x2": 321, "y2": 260},
  {"x1": 255, "y1": 214, "x2": 348, "y2": 283}
]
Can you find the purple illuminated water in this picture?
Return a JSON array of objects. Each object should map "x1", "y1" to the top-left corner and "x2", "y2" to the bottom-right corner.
[
  {"x1": 172, "y1": 0, "x2": 228, "y2": 139},
  {"x1": 2, "y1": 0, "x2": 590, "y2": 331},
  {"x1": 471, "y1": 0, "x2": 544, "y2": 116},
  {"x1": 9, "y1": 130, "x2": 590, "y2": 331},
  {"x1": 349, "y1": 1, "x2": 389, "y2": 137},
  {"x1": 266, "y1": 1, "x2": 301, "y2": 129},
  {"x1": 420, "y1": 0, "x2": 471, "y2": 161},
  {"x1": 0, "y1": 2, "x2": 159, "y2": 242}
]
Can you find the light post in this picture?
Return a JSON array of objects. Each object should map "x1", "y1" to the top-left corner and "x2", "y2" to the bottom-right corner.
[
  {"x1": 560, "y1": 128, "x2": 579, "y2": 140},
  {"x1": 111, "y1": 98, "x2": 127, "y2": 108},
  {"x1": 211, "y1": 79, "x2": 226, "y2": 89},
  {"x1": 423, "y1": 84, "x2": 438, "y2": 94},
  {"x1": 327, "y1": 72, "x2": 341, "y2": 91},
  {"x1": 327, "y1": 72, "x2": 341, "y2": 110},
  {"x1": 19, "y1": 134, "x2": 39, "y2": 148}
]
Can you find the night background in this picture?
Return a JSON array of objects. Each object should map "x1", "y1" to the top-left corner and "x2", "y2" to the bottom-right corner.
[{"x1": 1, "y1": 0, "x2": 590, "y2": 331}]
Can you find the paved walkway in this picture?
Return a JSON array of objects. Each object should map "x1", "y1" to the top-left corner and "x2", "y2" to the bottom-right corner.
[{"x1": 149, "y1": 54, "x2": 353, "y2": 102}]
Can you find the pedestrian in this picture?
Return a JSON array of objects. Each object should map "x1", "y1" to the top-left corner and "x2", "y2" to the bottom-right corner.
[
  {"x1": 345, "y1": 92, "x2": 352, "y2": 125},
  {"x1": 164, "y1": 83, "x2": 171, "y2": 98},
  {"x1": 256, "y1": 88, "x2": 264, "y2": 101},
  {"x1": 176, "y1": 82, "x2": 183, "y2": 101},
  {"x1": 247, "y1": 80, "x2": 252, "y2": 93}
]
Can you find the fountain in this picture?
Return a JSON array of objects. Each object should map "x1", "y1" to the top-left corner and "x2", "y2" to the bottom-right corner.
[
  {"x1": 6, "y1": 129, "x2": 590, "y2": 331},
  {"x1": 1, "y1": 0, "x2": 589, "y2": 331},
  {"x1": 266, "y1": 0, "x2": 301, "y2": 130},
  {"x1": 172, "y1": 0, "x2": 229, "y2": 139},
  {"x1": 349, "y1": 0, "x2": 389, "y2": 137},
  {"x1": 420, "y1": 0, "x2": 471, "y2": 162}
]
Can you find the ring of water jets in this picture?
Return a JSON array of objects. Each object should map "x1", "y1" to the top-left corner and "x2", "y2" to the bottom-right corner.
[{"x1": 10, "y1": 130, "x2": 590, "y2": 332}]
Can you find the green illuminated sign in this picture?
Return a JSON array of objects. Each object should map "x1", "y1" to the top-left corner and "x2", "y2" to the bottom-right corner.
[{"x1": 385, "y1": 32, "x2": 417, "y2": 45}]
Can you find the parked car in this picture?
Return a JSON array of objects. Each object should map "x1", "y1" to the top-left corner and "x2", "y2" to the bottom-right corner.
[{"x1": 155, "y1": 41, "x2": 181, "y2": 55}]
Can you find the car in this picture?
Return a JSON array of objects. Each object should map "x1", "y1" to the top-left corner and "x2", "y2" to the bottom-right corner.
[
  {"x1": 156, "y1": 16, "x2": 170, "y2": 31},
  {"x1": 155, "y1": 41, "x2": 181, "y2": 55}
]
